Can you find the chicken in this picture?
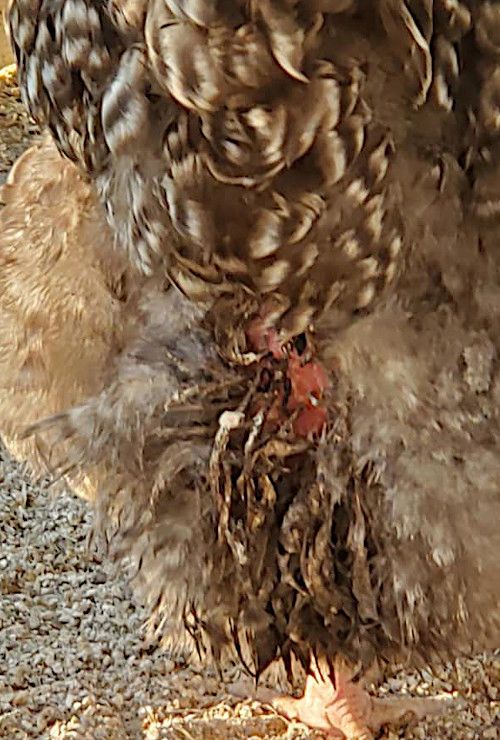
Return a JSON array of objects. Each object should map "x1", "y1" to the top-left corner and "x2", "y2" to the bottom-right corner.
[
  {"x1": 3, "y1": 132, "x2": 500, "y2": 739},
  {"x1": 3, "y1": 1, "x2": 500, "y2": 737},
  {"x1": 0, "y1": 135, "x2": 132, "y2": 498}
]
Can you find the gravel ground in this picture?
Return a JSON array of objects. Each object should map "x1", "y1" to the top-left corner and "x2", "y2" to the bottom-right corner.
[
  {"x1": 0, "y1": 66, "x2": 499, "y2": 740},
  {"x1": 0, "y1": 65, "x2": 36, "y2": 185}
]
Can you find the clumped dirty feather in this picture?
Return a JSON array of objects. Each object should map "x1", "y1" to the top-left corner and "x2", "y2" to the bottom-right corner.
[{"x1": 26, "y1": 279, "x2": 500, "y2": 685}]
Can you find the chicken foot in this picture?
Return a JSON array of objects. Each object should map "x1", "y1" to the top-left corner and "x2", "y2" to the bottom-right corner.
[{"x1": 231, "y1": 655, "x2": 453, "y2": 739}]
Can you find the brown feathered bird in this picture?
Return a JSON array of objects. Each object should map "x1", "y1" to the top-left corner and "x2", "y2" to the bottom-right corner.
[{"x1": 3, "y1": 1, "x2": 500, "y2": 737}]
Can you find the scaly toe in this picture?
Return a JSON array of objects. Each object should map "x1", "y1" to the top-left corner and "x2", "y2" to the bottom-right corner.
[{"x1": 368, "y1": 694, "x2": 457, "y2": 732}]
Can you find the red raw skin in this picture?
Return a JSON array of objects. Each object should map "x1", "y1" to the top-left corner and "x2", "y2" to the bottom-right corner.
[
  {"x1": 287, "y1": 354, "x2": 330, "y2": 407},
  {"x1": 246, "y1": 317, "x2": 286, "y2": 359},
  {"x1": 288, "y1": 353, "x2": 330, "y2": 438},
  {"x1": 246, "y1": 317, "x2": 330, "y2": 439},
  {"x1": 293, "y1": 404, "x2": 329, "y2": 438}
]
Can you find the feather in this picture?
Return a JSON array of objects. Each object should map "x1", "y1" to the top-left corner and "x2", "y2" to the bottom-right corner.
[{"x1": 2, "y1": 1, "x2": 500, "y2": 733}]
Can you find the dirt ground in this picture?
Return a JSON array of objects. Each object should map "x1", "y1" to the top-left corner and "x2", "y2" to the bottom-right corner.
[{"x1": 0, "y1": 66, "x2": 498, "y2": 739}]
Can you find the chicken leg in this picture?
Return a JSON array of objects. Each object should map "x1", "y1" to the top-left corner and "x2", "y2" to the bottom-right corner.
[{"x1": 232, "y1": 655, "x2": 452, "y2": 739}]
